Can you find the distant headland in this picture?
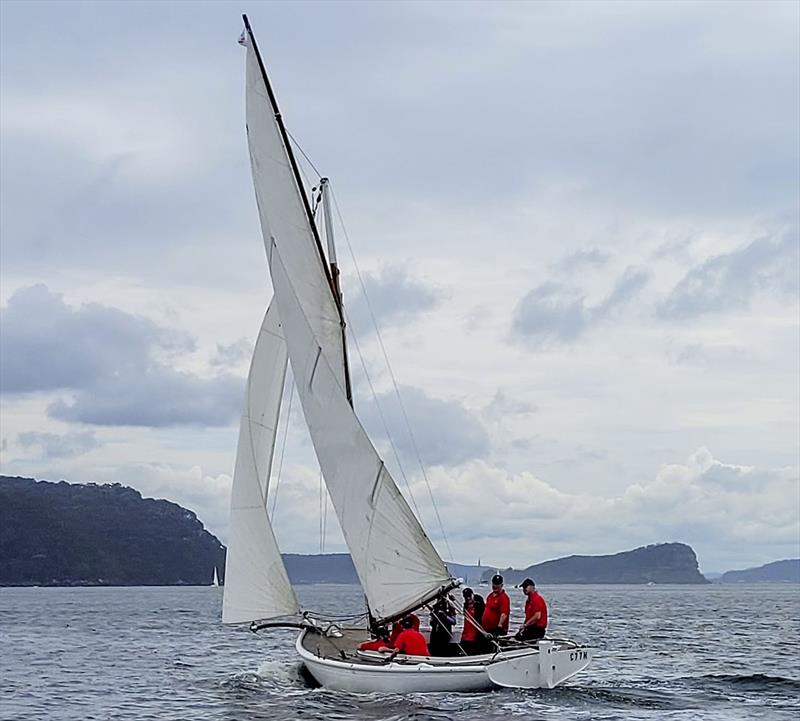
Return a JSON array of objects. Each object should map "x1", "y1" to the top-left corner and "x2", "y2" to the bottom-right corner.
[
  {"x1": 719, "y1": 559, "x2": 800, "y2": 584},
  {"x1": 0, "y1": 475, "x2": 226, "y2": 586},
  {"x1": 2, "y1": 476, "x2": 795, "y2": 586}
]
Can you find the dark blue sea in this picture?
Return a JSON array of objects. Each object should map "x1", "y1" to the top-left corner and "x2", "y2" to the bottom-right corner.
[{"x1": 1, "y1": 584, "x2": 798, "y2": 720}]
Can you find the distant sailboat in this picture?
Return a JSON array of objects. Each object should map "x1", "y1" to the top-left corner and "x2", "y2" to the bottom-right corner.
[
  {"x1": 212, "y1": 566, "x2": 220, "y2": 587},
  {"x1": 222, "y1": 15, "x2": 592, "y2": 692}
]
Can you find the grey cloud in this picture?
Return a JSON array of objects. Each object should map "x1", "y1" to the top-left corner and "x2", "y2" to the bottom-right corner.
[
  {"x1": 674, "y1": 343, "x2": 749, "y2": 369},
  {"x1": 346, "y1": 266, "x2": 445, "y2": 334},
  {"x1": 484, "y1": 389, "x2": 539, "y2": 420},
  {"x1": 47, "y1": 370, "x2": 242, "y2": 427},
  {"x1": 512, "y1": 282, "x2": 589, "y2": 344},
  {"x1": 552, "y1": 249, "x2": 611, "y2": 272},
  {"x1": 17, "y1": 430, "x2": 100, "y2": 459},
  {"x1": 652, "y1": 235, "x2": 697, "y2": 262},
  {"x1": 210, "y1": 338, "x2": 253, "y2": 368},
  {"x1": 658, "y1": 228, "x2": 799, "y2": 319},
  {"x1": 0, "y1": 1, "x2": 797, "y2": 300},
  {"x1": 595, "y1": 267, "x2": 650, "y2": 318},
  {"x1": 699, "y1": 462, "x2": 780, "y2": 493},
  {"x1": 512, "y1": 266, "x2": 649, "y2": 345},
  {"x1": 0, "y1": 285, "x2": 242, "y2": 427},
  {"x1": 0, "y1": 284, "x2": 193, "y2": 394},
  {"x1": 358, "y1": 385, "x2": 490, "y2": 467}
]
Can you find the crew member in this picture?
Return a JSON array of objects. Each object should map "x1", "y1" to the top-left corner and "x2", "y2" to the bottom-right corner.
[
  {"x1": 389, "y1": 612, "x2": 419, "y2": 646},
  {"x1": 482, "y1": 573, "x2": 510, "y2": 637},
  {"x1": 429, "y1": 594, "x2": 457, "y2": 656},
  {"x1": 460, "y1": 588, "x2": 480, "y2": 654},
  {"x1": 358, "y1": 626, "x2": 392, "y2": 652},
  {"x1": 515, "y1": 578, "x2": 548, "y2": 641},
  {"x1": 388, "y1": 615, "x2": 429, "y2": 658}
]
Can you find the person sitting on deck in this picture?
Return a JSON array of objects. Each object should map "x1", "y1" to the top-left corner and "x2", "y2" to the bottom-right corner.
[
  {"x1": 386, "y1": 615, "x2": 429, "y2": 658},
  {"x1": 388, "y1": 612, "x2": 419, "y2": 646},
  {"x1": 358, "y1": 626, "x2": 392, "y2": 652}
]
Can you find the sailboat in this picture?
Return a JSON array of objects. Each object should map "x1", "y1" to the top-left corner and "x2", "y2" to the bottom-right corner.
[{"x1": 222, "y1": 15, "x2": 592, "y2": 693}]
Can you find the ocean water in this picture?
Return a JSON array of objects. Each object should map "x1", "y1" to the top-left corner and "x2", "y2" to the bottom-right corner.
[{"x1": 1, "y1": 584, "x2": 798, "y2": 720}]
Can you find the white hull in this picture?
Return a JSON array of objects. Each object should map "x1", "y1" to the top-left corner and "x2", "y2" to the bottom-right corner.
[{"x1": 295, "y1": 628, "x2": 591, "y2": 693}]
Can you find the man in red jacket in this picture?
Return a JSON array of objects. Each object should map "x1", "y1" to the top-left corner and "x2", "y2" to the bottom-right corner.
[
  {"x1": 388, "y1": 612, "x2": 419, "y2": 646},
  {"x1": 388, "y1": 615, "x2": 429, "y2": 658},
  {"x1": 515, "y1": 578, "x2": 548, "y2": 641},
  {"x1": 460, "y1": 588, "x2": 478, "y2": 641},
  {"x1": 358, "y1": 626, "x2": 392, "y2": 652},
  {"x1": 482, "y1": 574, "x2": 510, "y2": 636}
]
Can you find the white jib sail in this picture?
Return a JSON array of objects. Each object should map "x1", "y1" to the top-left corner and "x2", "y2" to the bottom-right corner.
[
  {"x1": 222, "y1": 301, "x2": 299, "y2": 624},
  {"x1": 268, "y1": 245, "x2": 452, "y2": 620}
]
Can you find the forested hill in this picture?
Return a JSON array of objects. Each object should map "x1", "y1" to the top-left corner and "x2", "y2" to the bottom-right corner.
[
  {"x1": 0, "y1": 476, "x2": 225, "y2": 586},
  {"x1": 2, "y1": 476, "x2": 710, "y2": 586},
  {"x1": 721, "y1": 559, "x2": 800, "y2": 584},
  {"x1": 483, "y1": 543, "x2": 709, "y2": 584}
]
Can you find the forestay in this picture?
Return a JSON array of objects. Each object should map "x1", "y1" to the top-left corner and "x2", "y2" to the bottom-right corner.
[
  {"x1": 267, "y1": 246, "x2": 452, "y2": 620},
  {"x1": 222, "y1": 302, "x2": 298, "y2": 624}
]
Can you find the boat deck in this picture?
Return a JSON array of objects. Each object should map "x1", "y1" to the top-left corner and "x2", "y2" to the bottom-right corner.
[
  {"x1": 299, "y1": 627, "x2": 549, "y2": 667},
  {"x1": 301, "y1": 627, "x2": 389, "y2": 664}
]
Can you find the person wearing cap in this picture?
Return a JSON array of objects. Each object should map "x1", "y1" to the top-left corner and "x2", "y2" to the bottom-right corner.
[
  {"x1": 387, "y1": 615, "x2": 429, "y2": 658},
  {"x1": 388, "y1": 612, "x2": 420, "y2": 646},
  {"x1": 461, "y1": 588, "x2": 478, "y2": 656},
  {"x1": 429, "y1": 594, "x2": 457, "y2": 656},
  {"x1": 515, "y1": 578, "x2": 547, "y2": 641},
  {"x1": 482, "y1": 573, "x2": 511, "y2": 637},
  {"x1": 358, "y1": 625, "x2": 393, "y2": 652}
]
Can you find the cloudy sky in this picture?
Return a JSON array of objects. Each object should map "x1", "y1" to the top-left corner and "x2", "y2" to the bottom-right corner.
[{"x1": 1, "y1": 0, "x2": 798, "y2": 573}]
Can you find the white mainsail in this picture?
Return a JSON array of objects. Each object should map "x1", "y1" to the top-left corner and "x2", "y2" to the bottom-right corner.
[
  {"x1": 244, "y1": 36, "x2": 452, "y2": 622},
  {"x1": 245, "y1": 42, "x2": 347, "y2": 393},
  {"x1": 222, "y1": 302, "x2": 298, "y2": 624},
  {"x1": 270, "y1": 248, "x2": 451, "y2": 619}
]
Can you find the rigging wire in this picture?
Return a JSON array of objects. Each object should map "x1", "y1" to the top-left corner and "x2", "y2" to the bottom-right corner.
[
  {"x1": 330, "y1": 188, "x2": 454, "y2": 562},
  {"x1": 282, "y1": 130, "x2": 454, "y2": 561},
  {"x1": 269, "y1": 375, "x2": 295, "y2": 520},
  {"x1": 318, "y1": 469, "x2": 324, "y2": 554},
  {"x1": 285, "y1": 134, "x2": 422, "y2": 520},
  {"x1": 287, "y1": 130, "x2": 324, "y2": 179},
  {"x1": 321, "y1": 473, "x2": 328, "y2": 553}
]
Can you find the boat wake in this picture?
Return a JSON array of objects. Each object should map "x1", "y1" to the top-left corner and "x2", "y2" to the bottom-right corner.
[{"x1": 255, "y1": 659, "x2": 310, "y2": 688}]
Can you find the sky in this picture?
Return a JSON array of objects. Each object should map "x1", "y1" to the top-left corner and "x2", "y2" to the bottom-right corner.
[{"x1": 1, "y1": 0, "x2": 798, "y2": 573}]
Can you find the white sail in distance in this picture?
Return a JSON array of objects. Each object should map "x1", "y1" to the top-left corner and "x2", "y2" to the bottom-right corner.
[
  {"x1": 244, "y1": 33, "x2": 452, "y2": 621},
  {"x1": 222, "y1": 302, "x2": 298, "y2": 624}
]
